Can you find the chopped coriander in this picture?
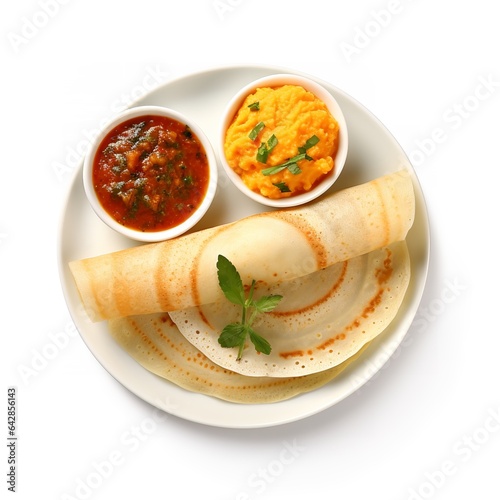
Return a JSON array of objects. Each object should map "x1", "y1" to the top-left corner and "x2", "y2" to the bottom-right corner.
[
  {"x1": 273, "y1": 181, "x2": 291, "y2": 193},
  {"x1": 216, "y1": 255, "x2": 282, "y2": 360},
  {"x1": 299, "y1": 134, "x2": 320, "y2": 152},
  {"x1": 262, "y1": 135, "x2": 319, "y2": 176},
  {"x1": 256, "y1": 134, "x2": 278, "y2": 163},
  {"x1": 287, "y1": 162, "x2": 302, "y2": 175},
  {"x1": 257, "y1": 142, "x2": 270, "y2": 164},
  {"x1": 249, "y1": 121, "x2": 265, "y2": 141}
]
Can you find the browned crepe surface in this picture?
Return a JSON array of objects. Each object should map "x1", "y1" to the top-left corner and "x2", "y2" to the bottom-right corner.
[
  {"x1": 170, "y1": 241, "x2": 410, "y2": 377},
  {"x1": 70, "y1": 170, "x2": 415, "y2": 322},
  {"x1": 108, "y1": 313, "x2": 368, "y2": 404}
]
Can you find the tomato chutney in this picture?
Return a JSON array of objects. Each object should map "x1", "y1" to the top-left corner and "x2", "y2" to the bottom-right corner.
[{"x1": 92, "y1": 115, "x2": 211, "y2": 232}]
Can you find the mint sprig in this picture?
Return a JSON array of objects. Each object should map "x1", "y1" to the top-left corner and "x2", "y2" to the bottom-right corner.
[{"x1": 216, "y1": 255, "x2": 282, "y2": 361}]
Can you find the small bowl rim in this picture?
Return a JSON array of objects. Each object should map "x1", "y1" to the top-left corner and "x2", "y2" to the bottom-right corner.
[
  {"x1": 83, "y1": 105, "x2": 218, "y2": 242},
  {"x1": 218, "y1": 73, "x2": 348, "y2": 208}
]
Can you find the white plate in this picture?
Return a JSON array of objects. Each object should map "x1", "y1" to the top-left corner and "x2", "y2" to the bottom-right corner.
[{"x1": 58, "y1": 65, "x2": 430, "y2": 428}]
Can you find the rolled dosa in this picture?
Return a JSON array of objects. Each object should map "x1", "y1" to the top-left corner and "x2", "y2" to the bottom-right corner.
[{"x1": 69, "y1": 170, "x2": 415, "y2": 322}]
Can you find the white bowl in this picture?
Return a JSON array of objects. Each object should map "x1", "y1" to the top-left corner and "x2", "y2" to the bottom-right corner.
[
  {"x1": 83, "y1": 105, "x2": 217, "y2": 242},
  {"x1": 218, "y1": 74, "x2": 348, "y2": 208}
]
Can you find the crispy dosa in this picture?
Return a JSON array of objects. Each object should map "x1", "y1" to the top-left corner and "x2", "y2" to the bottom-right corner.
[
  {"x1": 170, "y1": 241, "x2": 410, "y2": 377},
  {"x1": 108, "y1": 312, "x2": 368, "y2": 404},
  {"x1": 69, "y1": 170, "x2": 415, "y2": 322}
]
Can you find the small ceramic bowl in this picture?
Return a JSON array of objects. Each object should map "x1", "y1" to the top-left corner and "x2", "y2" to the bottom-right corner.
[
  {"x1": 218, "y1": 74, "x2": 348, "y2": 208},
  {"x1": 83, "y1": 105, "x2": 217, "y2": 242}
]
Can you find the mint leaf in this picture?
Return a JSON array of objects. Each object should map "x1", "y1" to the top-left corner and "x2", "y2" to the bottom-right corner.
[
  {"x1": 217, "y1": 255, "x2": 245, "y2": 306},
  {"x1": 254, "y1": 294, "x2": 283, "y2": 313},
  {"x1": 218, "y1": 323, "x2": 247, "y2": 348},
  {"x1": 248, "y1": 327, "x2": 272, "y2": 356}
]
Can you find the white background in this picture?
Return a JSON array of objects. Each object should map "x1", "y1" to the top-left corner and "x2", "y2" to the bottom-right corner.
[{"x1": 2, "y1": 1, "x2": 499, "y2": 499}]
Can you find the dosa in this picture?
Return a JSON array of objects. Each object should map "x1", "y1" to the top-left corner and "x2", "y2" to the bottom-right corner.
[
  {"x1": 170, "y1": 241, "x2": 410, "y2": 377},
  {"x1": 108, "y1": 312, "x2": 368, "y2": 404},
  {"x1": 69, "y1": 170, "x2": 414, "y2": 322}
]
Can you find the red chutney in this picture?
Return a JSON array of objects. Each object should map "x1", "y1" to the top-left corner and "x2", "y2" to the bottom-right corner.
[{"x1": 93, "y1": 115, "x2": 210, "y2": 232}]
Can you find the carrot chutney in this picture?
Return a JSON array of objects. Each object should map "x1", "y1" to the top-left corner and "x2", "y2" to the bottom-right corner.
[
  {"x1": 224, "y1": 85, "x2": 339, "y2": 199},
  {"x1": 92, "y1": 115, "x2": 210, "y2": 232}
]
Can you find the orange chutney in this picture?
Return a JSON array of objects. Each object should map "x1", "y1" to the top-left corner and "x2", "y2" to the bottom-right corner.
[{"x1": 224, "y1": 85, "x2": 339, "y2": 199}]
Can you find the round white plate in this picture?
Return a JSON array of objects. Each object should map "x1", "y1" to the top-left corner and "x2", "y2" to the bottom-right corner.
[{"x1": 58, "y1": 65, "x2": 430, "y2": 428}]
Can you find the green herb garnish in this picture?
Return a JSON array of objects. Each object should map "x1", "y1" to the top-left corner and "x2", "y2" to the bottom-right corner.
[
  {"x1": 273, "y1": 181, "x2": 291, "y2": 193},
  {"x1": 249, "y1": 121, "x2": 265, "y2": 141},
  {"x1": 248, "y1": 101, "x2": 260, "y2": 111},
  {"x1": 262, "y1": 135, "x2": 319, "y2": 176},
  {"x1": 216, "y1": 255, "x2": 282, "y2": 360},
  {"x1": 256, "y1": 134, "x2": 278, "y2": 163}
]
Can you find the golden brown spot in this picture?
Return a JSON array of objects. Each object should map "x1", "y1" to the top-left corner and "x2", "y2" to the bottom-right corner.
[
  {"x1": 362, "y1": 289, "x2": 384, "y2": 318},
  {"x1": 279, "y1": 350, "x2": 304, "y2": 359},
  {"x1": 160, "y1": 314, "x2": 175, "y2": 327},
  {"x1": 152, "y1": 244, "x2": 177, "y2": 312},
  {"x1": 317, "y1": 333, "x2": 346, "y2": 350},
  {"x1": 375, "y1": 248, "x2": 393, "y2": 285}
]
